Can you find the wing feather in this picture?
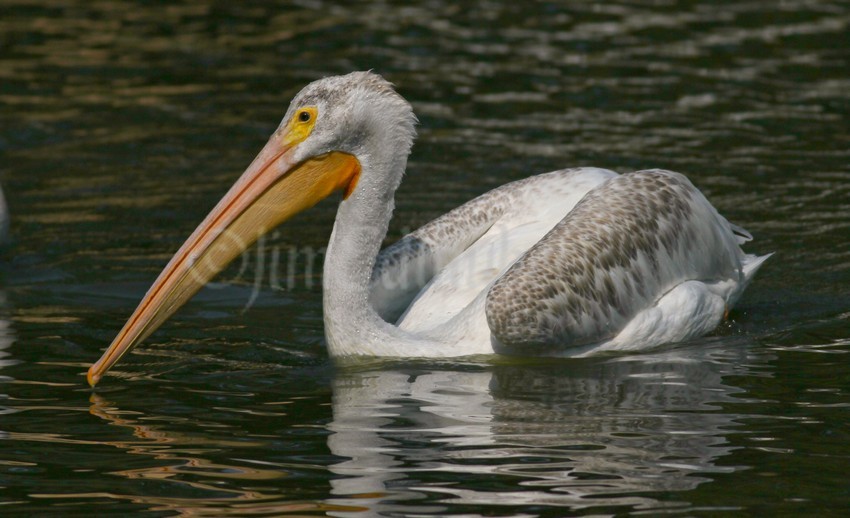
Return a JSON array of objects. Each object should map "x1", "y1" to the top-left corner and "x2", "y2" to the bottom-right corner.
[{"x1": 370, "y1": 168, "x2": 617, "y2": 324}]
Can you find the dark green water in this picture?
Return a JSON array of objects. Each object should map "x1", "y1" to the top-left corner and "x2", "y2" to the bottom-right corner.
[{"x1": 2, "y1": 1, "x2": 849, "y2": 515}]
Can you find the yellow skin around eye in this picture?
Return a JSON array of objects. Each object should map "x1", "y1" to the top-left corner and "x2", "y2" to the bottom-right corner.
[{"x1": 282, "y1": 106, "x2": 318, "y2": 147}]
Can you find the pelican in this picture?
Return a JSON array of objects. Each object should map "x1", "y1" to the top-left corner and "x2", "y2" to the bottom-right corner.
[
  {"x1": 0, "y1": 185, "x2": 9, "y2": 246},
  {"x1": 87, "y1": 72, "x2": 770, "y2": 386}
]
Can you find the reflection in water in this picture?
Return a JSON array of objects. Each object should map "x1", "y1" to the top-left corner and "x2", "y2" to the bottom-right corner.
[
  {"x1": 0, "y1": 293, "x2": 16, "y2": 371},
  {"x1": 87, "y1": 393, "x2": 365, "y2": 516},
  {"x1": 326, "y1": 346, "x2": 753, "y2": 514},
  {"x1": 38, "y1": 345, "x2": 763, "y2": 515}
]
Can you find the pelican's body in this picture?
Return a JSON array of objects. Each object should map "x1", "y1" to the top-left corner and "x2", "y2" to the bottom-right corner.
[
  {"x1": 363, "y1": 167, "x2": 768, "y2": 358},
  {"x1": 88, "y1": 72, "x2": 769, "y2": 385}
]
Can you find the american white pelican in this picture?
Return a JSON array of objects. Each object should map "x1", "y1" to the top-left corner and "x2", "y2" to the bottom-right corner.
[
  {"x1": 87, "y1": 72, "x2": 770, "y2": 386},
  {"x1": 0, "y1": 185, "x2": 9, "y2": 246}
]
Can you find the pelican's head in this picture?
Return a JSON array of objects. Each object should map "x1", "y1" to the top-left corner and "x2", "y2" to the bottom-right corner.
[
  {"x1": 87, "y1": 72, "x2": 415, "y2": 386},
  {"x1": 281, "y1": 72, "x2": 416, "y2": 168}
]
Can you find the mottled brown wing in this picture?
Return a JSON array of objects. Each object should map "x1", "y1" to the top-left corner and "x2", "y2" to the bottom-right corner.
[{"x1": 485, "y1": 169, "x2": 744, "y2": 353}]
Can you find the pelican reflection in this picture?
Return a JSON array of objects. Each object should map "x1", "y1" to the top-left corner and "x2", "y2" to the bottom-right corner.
[
  {"x1": 326, "y1": 346, "x2": 752, "y2": 513},
  {"x1": 84, "y1": 345, "x2": 756, "y2": 515}
]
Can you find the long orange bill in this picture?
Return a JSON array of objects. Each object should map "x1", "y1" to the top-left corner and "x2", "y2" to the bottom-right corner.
[{"x1": 87, "y1": 130, "x2": 360, "y2": 386}]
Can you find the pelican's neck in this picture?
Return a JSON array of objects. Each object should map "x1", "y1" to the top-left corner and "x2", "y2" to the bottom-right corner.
[
  {"x1": 322, "y1": 149, "x2": 428, "y2": 357},
  {"x1": 324, "y1": 156, "x2": 396, "y2": 312}
]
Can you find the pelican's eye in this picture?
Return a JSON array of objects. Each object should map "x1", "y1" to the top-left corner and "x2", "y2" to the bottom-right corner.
[{"x1": 283, "y1": 106, "x2": 318, "y2": 146}]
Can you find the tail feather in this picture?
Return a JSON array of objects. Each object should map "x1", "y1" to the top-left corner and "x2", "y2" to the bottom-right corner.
[
  {"x1": 742, "y1": 252, "x2": 772, "y2": 282},
  {"x1": 723, "y1": 252, "x2": 772, "y2": 310}
]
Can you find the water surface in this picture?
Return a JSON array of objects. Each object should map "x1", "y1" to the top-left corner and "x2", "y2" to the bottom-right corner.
[{"x1": 1, "y1": 1, "x2": 849, "y2": 515}]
